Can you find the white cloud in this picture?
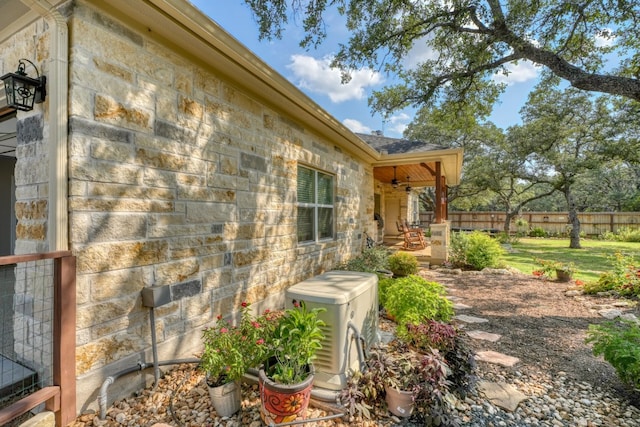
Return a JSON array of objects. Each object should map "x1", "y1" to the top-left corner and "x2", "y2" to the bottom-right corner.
[
  {"x1": 403, "y1": 36, "x2": 439, "y2": 69},
  {"x1": 493, "y1": 60, "x2": 540, "y2": 85},
  {"x1": 595, "y1": 28, "x2": 615, "y2": 47},
  {"x1": 386, "y1": 113, "x2": 411, "y2": 135},
  {"x1": 286, "y1": 55, "x2": 384, "y2": 103},
  {"x1": 343, "y1": 119, "x2": 372, "y2": 134}
]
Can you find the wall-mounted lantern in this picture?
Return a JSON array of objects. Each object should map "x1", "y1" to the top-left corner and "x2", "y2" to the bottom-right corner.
[{"x1": 1, "y1": 59, "x2": 46, "y2": 112}]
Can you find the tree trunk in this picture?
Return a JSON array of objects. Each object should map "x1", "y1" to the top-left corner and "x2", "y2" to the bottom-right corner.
[{"x1": 564, "y1": 186, "x2": 582, "y2": 249}]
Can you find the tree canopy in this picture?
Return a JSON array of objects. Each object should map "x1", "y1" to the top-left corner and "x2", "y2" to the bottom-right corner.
[{"x1": 244, "y1": 0, "x2": 640, "y2": 117}]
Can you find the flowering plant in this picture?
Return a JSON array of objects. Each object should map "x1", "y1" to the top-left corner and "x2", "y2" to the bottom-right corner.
[
  {"x1": 200, "y1": 302, "x2": 279, "y2": 387},
  {"x1": 533, "y1": 258, "x2": 576, "y2": 279}
]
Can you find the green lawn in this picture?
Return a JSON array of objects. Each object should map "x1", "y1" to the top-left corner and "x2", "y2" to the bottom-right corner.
[{"x1": 502, "y1": 238, "x2": 640, "y2": 282}]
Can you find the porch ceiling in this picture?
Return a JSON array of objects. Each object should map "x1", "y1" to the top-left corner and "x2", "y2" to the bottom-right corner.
[
  {"x1": 373, "y1": 164, "x2": 436, "y2": 187},
  {"x1": 372, "y1": 147, "x2": 464, "y2": 187}
]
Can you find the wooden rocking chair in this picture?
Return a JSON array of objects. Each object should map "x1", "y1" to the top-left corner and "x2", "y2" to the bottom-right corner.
[{"x1": 401, "y1": 222, "x2": 426, "y2": 250}]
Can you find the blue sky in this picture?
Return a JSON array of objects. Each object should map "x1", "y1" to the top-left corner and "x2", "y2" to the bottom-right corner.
[{"x1": 191, "y1": 1, "x2": 541, "y2": 138}]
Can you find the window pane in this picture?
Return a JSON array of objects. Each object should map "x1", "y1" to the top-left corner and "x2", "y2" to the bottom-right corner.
[
  {"x1": 317, "y1": 172, "x2": 333, "y2": 205},
  {"x1": 297, "y1": 166, "x2": 315, "y2": 203},
  {"x1": 318, "y1": 207, "x2": 333, "y2": 239},
  {"x1": 297, "y1": 207, "x2": 314, "y2": 242}
]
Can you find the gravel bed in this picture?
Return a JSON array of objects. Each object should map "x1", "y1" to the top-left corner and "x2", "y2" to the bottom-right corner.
[
  {"x1": 68, "y1": 267, "x2": 640, "y2": 426},
  {"x1": 67, "y1": 359, "x2": 640, "y2": 427}
]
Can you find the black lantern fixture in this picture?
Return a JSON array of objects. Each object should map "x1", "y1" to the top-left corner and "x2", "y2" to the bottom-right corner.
[
  {"x1": 405, "y1": 176, "x2": 412, "y2": 193},
  {"x1": 1, "y1": 59, "x2": 46, "y2": 111}
]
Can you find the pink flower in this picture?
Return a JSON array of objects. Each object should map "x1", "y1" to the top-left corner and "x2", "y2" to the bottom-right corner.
[
  {"x1": 252, "y1": 322, "x2": 261, "y2": 328},
  {"x1": 216, "y1": 315, "x2": 222, "y2": 320},
  {"x1": 256, "y1": 338, "x2": 265, "y2": 345},
  {"x1": 220, "y1": 327, "x2": 228, "y2": 333},
  {"x1": 293, "y1": 300, "x2": 300, "y2": 308},
  {"x1": 241, "y1": 301, "x2": 248, "y2": 307}
]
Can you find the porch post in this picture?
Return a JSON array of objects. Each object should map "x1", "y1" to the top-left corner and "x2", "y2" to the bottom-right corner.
[{"x1": 435, "y1": 162, "x2": 442, "y2": 223}]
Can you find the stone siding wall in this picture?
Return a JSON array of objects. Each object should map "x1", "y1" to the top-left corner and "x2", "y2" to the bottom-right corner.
[
  {"x1": 67, "y1": 1, "x2": 373, "y2": 408},
  {"x1": 0, "y1": 16, "x2": 54, "y2": 393}
]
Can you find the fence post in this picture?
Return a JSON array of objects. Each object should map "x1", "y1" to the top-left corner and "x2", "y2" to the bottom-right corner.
[{"x1": 53, "y1": 255, "x2": 76, "y2": 426}]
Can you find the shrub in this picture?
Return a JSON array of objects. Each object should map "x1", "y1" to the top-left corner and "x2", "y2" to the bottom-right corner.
[
  {"x1": 586, "y1": 320, "x2": 640, "y2": 390},
  {"x1": 582, "y1": 252, "x2": 640, "y2": 297},
  {"x1": 404, "y1": 320, "x2": 457, "y2": 352},
  {"x1": 337, "y1": 246, "x2": 391, "y2": 275},
  {"x1": 529, "y1": 226, "x2": 547, "y2": 238},
  {"x1": 602, "y1": 227, "x2": 640, "y2": 243},
  {"x1": 449, "y1": 231, "x2": 504, "y2": 270},
  {"x1": 383, "y1": 275, "x2": 454, "y2": 335},
  {"x1": 377, "y1": 277, "x2": 394, "y2": 308},
  {"x1": 388, "y1": 251, "x2": 419, "y2": 276}
]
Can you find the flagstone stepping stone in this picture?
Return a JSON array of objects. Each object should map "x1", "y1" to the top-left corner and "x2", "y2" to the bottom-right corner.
[
  {"x1": 598, "y1": 308, "x2": 623, "y2": 319},
  {"x1": 475, "y1": 351, "x2": 520, "y2": 367},
  {"x1": 477, "y1": 380, "x2": 527, "y2": 412},
  {"x1": 466, "y1": 330, "x2": 501, "y2": 342},
  {"x1": 447, "y1": 295, "x2": 462, "y2": 302},
  {"x1": 455, "y1": 314, "x2": 489, "y2": 323},
  {"x1": 453, "y1": 302, "x2": 472, "y2": 310}
]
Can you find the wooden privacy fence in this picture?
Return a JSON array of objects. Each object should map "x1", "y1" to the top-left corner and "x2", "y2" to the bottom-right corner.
[
  {"x1": 420, "y1": 211, "x2": 640, "y2": 236},
  {"x1": 0, "y1": 251, "x2": 76, "y2": 427}
]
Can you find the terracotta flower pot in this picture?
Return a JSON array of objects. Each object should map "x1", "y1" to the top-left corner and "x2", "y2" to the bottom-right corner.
[
  {"x1": 384, "y1": 385, "x2": 414, "y2": 418},
  {"x1": 258, "y1": 368, "x2": 314, "y2": 425},
  {"x1": 207, "y1": 380, "x2": 242, "y2": 417},
  {"x1": 556, "y1": 269, "x2": 573, "y2": 282}
]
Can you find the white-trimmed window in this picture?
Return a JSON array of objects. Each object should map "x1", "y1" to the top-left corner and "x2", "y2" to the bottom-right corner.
[{"x1": 297, "y1": 165, "x2": 334, "y2": 243}]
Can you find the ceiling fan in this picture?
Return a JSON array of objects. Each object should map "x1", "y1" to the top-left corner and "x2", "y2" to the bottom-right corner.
[{"x1": 390, "y1": 167, "x2": 412, "y2": 191}]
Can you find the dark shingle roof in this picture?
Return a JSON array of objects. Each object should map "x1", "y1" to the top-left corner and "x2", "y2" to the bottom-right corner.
[{"x1": 356, "y1": 132, "x2": 447, "y2": 155}]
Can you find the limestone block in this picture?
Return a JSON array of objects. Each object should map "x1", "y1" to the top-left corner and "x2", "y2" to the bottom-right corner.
[
  {"x1": 223, "y1": 85, "x2": 262, "y2": 117},
  {"x1": 194, "y1": 69, "x2": 221, "y2": 95},
  {"x1": 93, "y1": 58, "x2": 133, "y2": 82},
  {"x1": 90, "y1": 140, "x2": 134, "y2": 163},
  {"x1": 76, "y1": 297, "x2": 139, "y2": 329},
  {"x1": 89, "y1": 268, "x2": 146, "y2": 302},
  {"x1": 199, "y1": 254, "x2": 225, "y2": 272},
  {"x1": 76, "y1": 240, "x2": 169, "y2": 273},
  {"x1": 234, "y1": 248, "x2": 267, "y2": 267},
  {"x1": 147, "y1": 224, "x2": 211, "y2": 239},
  {"x1": 183, "y1": 292, "x2": 211, "y2": 318},
  {"x1": 76, "y1": 333, "x2": 146, "y2": 375},
  {"x1": 87, "y1": 182, "x2": 174, "y2": 201},
  {"x1": 155, "y1": 259, "x2": 200, "y2": 286},
  {"x1": 185, "y1": 202, "x2": 236, "y2": 223},
  {"x1": 175, "y1": 69, "x2": 193, "y2": 94},
  {"x1": 15, "y1": 200, "x2": 47, "y2": 220},
  {"x1": 177, "y1": 186, "x2": 235, "y2": 203},
  {"x1": 15, "y1": 158, "x2": 48, "y2": 185},
  {"x1": 68, "y1": 85, "x2": 95, "y2": 119},
  {"x1": 15, "y1": 184, "x2": 38, "y2": 200},
  {"x1": 136, "y1": 147, "x2": 205, "y2": 174},
  {"x1": 179, "y1": 95, "x2": 204, "y2": 120},
  {"x1": 16, "y1": 222, "x2": 47, "y2": 240},
  {"x1": 95, "y1": 94, "x2": 152, "y2": 131},
  {"x1": 16, "y1": 411, "x2": 55, "y2": 427},
  {"x1": 69, "y1": 198, "x2": 173, "y2": 213},
  {"x1": 70, "y1": 158, "x2": 140, "y2": 184}
]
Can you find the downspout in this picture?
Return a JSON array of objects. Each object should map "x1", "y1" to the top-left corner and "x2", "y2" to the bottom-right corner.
[{"x1": 20, "y1": 0, "x2": 69, "y2": 251}]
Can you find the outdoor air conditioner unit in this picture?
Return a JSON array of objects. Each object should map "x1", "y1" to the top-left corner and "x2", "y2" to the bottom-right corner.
[{"x1": 285, "y1": 270, "x2": 378, "y2": 391}]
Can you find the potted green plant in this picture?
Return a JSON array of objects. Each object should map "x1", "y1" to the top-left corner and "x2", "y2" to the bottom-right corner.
[
  {"x1": 200, "y1": 302, "x2": 275, "y2": 417},
  {"x1": 258, "y1": 301, "x2": 326, "y2": 425},
  {"x1": 533, "y1": 258, "x2": 576, "y2": 282},
  {"x1": 365, "y1": 343, "x2": 451, "y2": 419}
]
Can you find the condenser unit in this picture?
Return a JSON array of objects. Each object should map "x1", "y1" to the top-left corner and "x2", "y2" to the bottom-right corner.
[{"x1": 285, "y1": 270, "x2": 378, "y2": 391}]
